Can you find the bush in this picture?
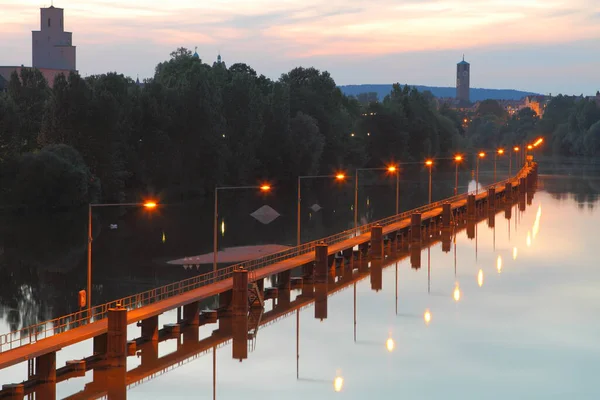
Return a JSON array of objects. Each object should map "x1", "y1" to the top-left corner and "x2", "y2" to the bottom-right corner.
[{"x1": 5, "y1": 144, "x2": 98, "y2": 210}]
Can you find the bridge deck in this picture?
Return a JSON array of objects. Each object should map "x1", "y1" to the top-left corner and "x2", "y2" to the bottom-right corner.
[{"x1": 0, "y1": 177, "x2": 521, "y2": 370}]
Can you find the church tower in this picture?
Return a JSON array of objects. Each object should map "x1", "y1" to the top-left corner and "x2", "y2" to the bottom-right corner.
[
  {"x1": 456, "y1": 55, "x2": 470, "y2": 103},
  {"x1": 32, "y1": 6, "x2": 76, "y2": 70}
]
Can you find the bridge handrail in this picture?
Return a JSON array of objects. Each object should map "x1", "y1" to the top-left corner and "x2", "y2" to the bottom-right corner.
[{"x1": 0, "y1": 166, "x2": 530, "y2": 353}]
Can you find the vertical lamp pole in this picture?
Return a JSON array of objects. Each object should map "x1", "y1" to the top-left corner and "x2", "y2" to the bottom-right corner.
[
  {"x1": 495, "y1": 148, "x2": 504, "y2": 182},
  {"x1": 87, "y1": 201, "x2": 158, "y2": 315},
  {"x1": 425, "y1": 160, "x2": 433, "y2": 204},
  {"x1": 297, "y1": 174, "x2": 345, "y2": 246},
  {"x1": 454, "y1": 155, "x2": 463, "y2": 195},
  {"x1": 476, "y1": 152, "x2": 485, "y2": 193},
  {"x1": 354, "y1": 165, "x2": 401, "y2": 230},
  {"x1": 214, "y1": 185, "x2": 271, "y2": 279},
  {"x1": 512, "y1": 146, "x2": 520, "y2": 176}
]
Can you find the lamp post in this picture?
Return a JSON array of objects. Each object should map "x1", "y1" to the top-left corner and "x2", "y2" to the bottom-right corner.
[
  {"x1": 214, "y1": 185, "x2": 271, "y2": 278},
  {"x1": 298, "y1": 174, "x2": 345, "y2": 246},
  {"x1": 454, "y1": 155, "x2": 463, "y2": 195},
  {"x1": 87, "y1": 201, "x2": 158, "y2": 314},
  {"x1": 495, "y1": 148, "x2": 504, "y2": 182},
  {"x1": 425, "y1": 159, "x2": 433, "y2": 204},
  {"x1": 476, "y1": 152, "x2": 485, "y2": 193},
  {"x1": 512, "y1": 146, "x2": 520, "y2": 176},
  {"x1": 354, "y1": 165, "x2": 399, "y2": 230}
]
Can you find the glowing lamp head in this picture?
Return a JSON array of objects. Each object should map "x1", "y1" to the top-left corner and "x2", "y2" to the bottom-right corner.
[
  {"x1": 533, "y1": 138, "x2": 543, "y2": 147},
  {"x1": 387, "y1": 165, "x2": 397, "y2": 173},
  {"x1": 498, "y1": 149, "x2": 505, "y2": 155},
  {"x1": 333, "y1": 376, "x2": 344, "y2": 392},
  {"x1": 143, "y1": 201, "x2": 157, "y2": 209},
  {"x1": 425, "y1": 160, "x2": 433, "y2": 167},
  {"x1": 527, "y1": 145, "x2": 533, "y2": 150},
  {"x1": 259, "y1": 185, "x2": 271, "y2": 192},
  {"x1": 453, "y1": 285, "x2": 461, "y2": 302},
  {"x1": 335, "y1": 173, "x2": 346, "y2": 180},
  {"x1": 478, "y1": 152, "x2": 486, "y2": 158},
  {"x1": 454, "y1": 155, "x2": 463, "y2": 162},
  {"x1": 386, "y1": 337, "x2": 395, "y2": 352},
  {"x1": 423, "y1": 309, "x2": 432, "y2": 325},
  {"x1": 514, "y1": 146, "x2": 520, "y2": 152}
]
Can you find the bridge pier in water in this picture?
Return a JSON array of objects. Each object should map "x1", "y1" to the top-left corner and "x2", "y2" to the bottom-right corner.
[
  {"x1": 411, "y1": 213, "x2": 422, "y2": 243},
  {"x1": 107, "y1": 306, "x2": 127, "y2": 366},
  {"x1": 487, "y1": 188, "x2": 496, "y2": 210},
  {"x1": 370, "y1": 225, "x2": 383, "y2": 259}
]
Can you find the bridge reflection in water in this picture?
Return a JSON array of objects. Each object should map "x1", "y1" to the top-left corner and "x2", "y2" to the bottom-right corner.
[{"x1": 3, "y1": 185, "x2": 536, "y2": 400}]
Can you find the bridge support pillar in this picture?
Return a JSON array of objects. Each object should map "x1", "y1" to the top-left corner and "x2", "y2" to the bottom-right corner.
[
  {"x1": 140, "y1": 315, "x2": 159, "y2": 342},
  {"x1": 342, "y1": 248, "x2": 354, "y2": 271},
  {"x1": 1, "y1": 384, "x2": 24, "y2": 400},
  {"x1": 219, "y1": 290, "x2": 233, "y2": 312},
  {"x1": 315, "y1": 243, "x2": 328, "y2": 284},
  {"x1": 519, "y1": 177, "x2": 526, "y2": 194},
  {"x1": 467, "y1": 194, "x2": 476, "y2": 218},
  {"x1": 314, "y1": 283, "x2": 328, "y2": 320},
  {"x1": 410, "y1": 243, "x2": 422, "y2": 270},
  {"x1": 183, "y1": 301, "x2": 200, "y2": 326},
  {"x1": 93, "y1": 333, "x2": 107, "y2": 355},
  {"x1": 370, "y1": 225, "x2": 383, "y2": 259},
  {"x1": 107, "y1": 306, "x2": 127, "y2": 366},
  {"x1": 232, "y1": 269, "x2": 249, "y2": 317},
  {"x1": 370, "y1": 259, "x2": 383, "y2": 292},
  {"x1": 441, "y1": 228, "x2": 451, "y2": 253},
  {"x1": 442, "y1": 203, "x2": 452, "y2": 227},
  {"x1": 231, "y1": 315, "x2": 248, "y2": 361},
  {"x1": 487, "y1": 187, "x2": 496, "y2": 209},
  {"x1": 411, "y1": 214, "x2": 422, "y2": 242},
  {"x1": 487, "y1": 210, "x2": 495, "y2": 228},
  {"x1": 35, "y1": 351, "x2": 56, "y2": 383},
  {"x1": 504, "y1": 183, "x2": 512, "y2": 201},
  {"x1": 277, "y1": 271, "x2": 291, "y2": 308},
  {"x1": 358, "y1": 243, "x2": 369, "y2": 260},
  {"x1": 467, "y1": 220, "x2": 475, "y2": 239}
]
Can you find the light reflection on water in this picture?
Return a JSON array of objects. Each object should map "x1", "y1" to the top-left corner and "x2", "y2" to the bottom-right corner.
[{"x1": 2, "y1": 168, "x2": 600, "y2": 399}]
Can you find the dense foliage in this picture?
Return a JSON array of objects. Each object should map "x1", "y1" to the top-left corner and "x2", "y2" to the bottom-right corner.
[
  {"x1": 445, "y1": 95, "x2": 600, "y2": 158},
  {"x1": 0, "y1": 48, "x2": 465, "y2": 209}
]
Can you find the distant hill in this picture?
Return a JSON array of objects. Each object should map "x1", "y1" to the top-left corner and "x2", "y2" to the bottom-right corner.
[{"x1": 339, "y1": 84, "x2": 540, "y2": 102}]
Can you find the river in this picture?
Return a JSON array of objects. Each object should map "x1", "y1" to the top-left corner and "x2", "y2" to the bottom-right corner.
[{"x1": 1, "y1": 158, "x2": 600, "y2": 398}]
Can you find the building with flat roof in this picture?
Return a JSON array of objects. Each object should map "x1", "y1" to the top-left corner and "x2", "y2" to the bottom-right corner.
[
  {"x1": 0, "y1": 5, "x2": 76, "y2": 89},
  {"x1": 32, "y1": 6, "x2": 76, "y2": 71}
]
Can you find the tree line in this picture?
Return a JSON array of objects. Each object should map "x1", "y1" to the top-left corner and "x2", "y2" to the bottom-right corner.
[
  {"x1": 444, "y1": 96, "x2": 600, "y2": 157},
  {"x1": 0, "y1": 48, "x2": 465, "y2": 209},
  {"x1": 2, "y1": 47, "x2": 595, "y2": 210}
]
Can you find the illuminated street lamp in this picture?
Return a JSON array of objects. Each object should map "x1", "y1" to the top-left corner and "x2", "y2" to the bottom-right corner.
[
  {"x1": 454, "y1": 155, "x2": 463, "y2": 195},
  {"x1": 298, "y1": 174, "x2": 345, "y2": 245},
  {"x1": 354, "y1": 165, "x2": 401, "y2": 230},
  {"x1": 87, "y1": 200, "x2": 158, "y2": 314},
  {"x1": 215, "y1": 185, "x2": 271, "y2": 278},
  {"x1": 476, "y1": 152, "x2": 485, "y2": 193},
  {"x1": 512, "y1": 146, "x2": 520, "y2": 175},
  {"x1": 425, "y1": 159, "x2": 433, "y2": 204},
  {"x1": 495, "y1": 148, "x2": 505, "y2": 182}
]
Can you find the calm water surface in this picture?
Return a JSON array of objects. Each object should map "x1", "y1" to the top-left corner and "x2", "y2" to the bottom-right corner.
[{"x1": 2, "y1": 160, "x2": 600, "y2": 399}]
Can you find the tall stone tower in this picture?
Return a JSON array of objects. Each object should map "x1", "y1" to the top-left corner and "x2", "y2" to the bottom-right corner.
[
  {"x1": 32, "y1": 6, "x2": 76, "y2": 70},
  {"x1": 456, "y1": 55, "x2": 470, "y2": 103}
]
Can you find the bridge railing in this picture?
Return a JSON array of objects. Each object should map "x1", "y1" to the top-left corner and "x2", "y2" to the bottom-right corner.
[{"x1": 0, "y1": 166, "x2": 530, "y2": 353}]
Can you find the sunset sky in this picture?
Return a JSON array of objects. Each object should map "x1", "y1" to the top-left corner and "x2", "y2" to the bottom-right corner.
[{"x1": 2, "y1": 0, "x2": 600, "y2": 94}]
